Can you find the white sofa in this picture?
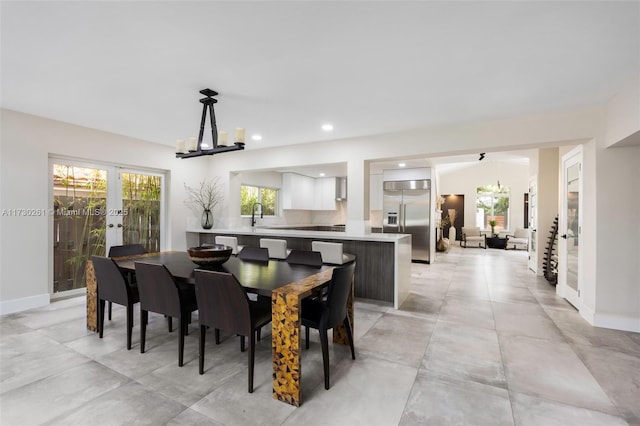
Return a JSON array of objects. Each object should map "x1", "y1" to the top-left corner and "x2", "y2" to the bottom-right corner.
[
  {"x1": 461, "y1": 227, "x2": 487, "y2": 249},
  {"x1": 505, "y1": 227, "x2": 529, "y2": 250}
]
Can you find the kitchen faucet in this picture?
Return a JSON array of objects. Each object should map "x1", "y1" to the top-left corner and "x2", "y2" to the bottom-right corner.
[{"x1": 251, "y1": 203, "x2": 263, "y2": 227}]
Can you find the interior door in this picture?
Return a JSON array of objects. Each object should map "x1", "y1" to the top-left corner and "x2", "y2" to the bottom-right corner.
[
  {"x1": 558, "y1": 147, "x2": 582, "y2": 308},
  {"x1": 528, "y1": 176, "x2": 538, "y2": 273}
]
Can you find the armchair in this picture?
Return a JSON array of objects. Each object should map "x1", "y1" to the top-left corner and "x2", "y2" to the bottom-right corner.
[
  {"x1": 461, "y1": 227, "x2": 487, "y2": 249},
  {"x1": 505, "y1": 227, "x2": 529, "y2": 250}
]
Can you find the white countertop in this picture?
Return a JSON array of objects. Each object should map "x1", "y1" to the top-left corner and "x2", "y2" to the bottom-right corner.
[{"x1": 186, "y1": 227, "x2": 411, "y2": 243}]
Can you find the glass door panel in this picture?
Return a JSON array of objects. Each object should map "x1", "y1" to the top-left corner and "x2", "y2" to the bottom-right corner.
[
  {"x1": 566, "y1": 163, "x2": 580, "y2": 293},
  {"x1": 559, "y1": 147, "x2": 581, "y2": 308},
  {"x1": 528, "y1": 177, "x2": 537, "y2": 273},
  {"x1": 52, "y1": 164, "x2": 107, "y2": 293},
  {"x1": 121, "y1": 172, "x2": 162, "y2": 253}
]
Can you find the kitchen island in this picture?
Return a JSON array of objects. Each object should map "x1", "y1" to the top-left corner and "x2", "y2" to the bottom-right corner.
[{"x1": 186, "y1": 227, "x2": 411, "y2": 309}]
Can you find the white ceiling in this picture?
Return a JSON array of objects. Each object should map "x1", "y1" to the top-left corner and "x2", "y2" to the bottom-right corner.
[{"x1": 2, "y1": 1, "x2": 638, "y2": 169}]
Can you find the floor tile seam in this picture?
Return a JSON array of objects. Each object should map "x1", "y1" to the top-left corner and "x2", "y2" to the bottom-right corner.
[
  {"x1": 566, "y1": 342, "x2": 635, "y2": 419},
  {"x1": 491, "y1": 297, "x2": 519, "y2": 426},
  {"x1": 2, "y1": 360, "x2": 137, "y2": 424},
  {"x1": 418, "y1": 364, "x2": 509, "y2": 393},
  {"x1": 493, "y1": 292, "x2": 624, "y2": 424},
  {"x1": 507, "y1": 388, "x2": 629, "y2": 422}
]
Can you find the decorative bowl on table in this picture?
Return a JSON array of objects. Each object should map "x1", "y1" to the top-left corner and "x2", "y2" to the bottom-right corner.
[{"x1": 187, "y1": 245, "x2": 232, "y2": 266}]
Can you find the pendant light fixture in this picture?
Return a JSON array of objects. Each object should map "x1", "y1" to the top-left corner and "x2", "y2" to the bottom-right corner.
[{"x1": 175, "y1": 89, "x2": 245, "y2": 159}]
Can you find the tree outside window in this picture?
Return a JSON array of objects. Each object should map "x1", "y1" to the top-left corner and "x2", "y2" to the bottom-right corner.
[
  {"x1": 476, "y1": 184, "x2": 510, "y2": 230},
  {"x1": 240, "y1": 185, "x2": 277, "y2": 216}
]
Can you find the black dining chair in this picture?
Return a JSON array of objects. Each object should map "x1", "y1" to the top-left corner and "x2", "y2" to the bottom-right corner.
[
  {"x1": 302, "y1": 262, "x2": 356, "y2": 390},
  {"x1": 91, "y1": 255, "x2": 140, "y2": 350},
  {"x1": 237, "y1": 247, "x2": 269, "y2": 262},
  {"x1": 107, "y1": 244, "x2": 147, "y2": 320},
  {"x1": 286, "y1": 249, "x2": 323, "y2": 267},
  {"x1": 135, "y1": 261, "x2": 198, "y2": 367},
  {"x1": 194, "y1": 269, "x2": 272, "y2": 393}
]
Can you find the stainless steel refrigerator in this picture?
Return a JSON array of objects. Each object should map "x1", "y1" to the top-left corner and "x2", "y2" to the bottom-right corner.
[{"x1": 382, "y1": 179, "x2": 431, "y2": 263}]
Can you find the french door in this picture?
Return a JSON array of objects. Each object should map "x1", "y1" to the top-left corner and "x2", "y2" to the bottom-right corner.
[
  {"x1": 528, "y1": 176, "x2": 538, "y2": 273},
  {"x1": 558, "y1": 147, "x2": 582, "y2": 308},
  {"x1": 50, "y1": 158, "x2": 165, "y2": 295}
]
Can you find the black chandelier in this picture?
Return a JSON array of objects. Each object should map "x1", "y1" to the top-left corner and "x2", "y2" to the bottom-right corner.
[{"x1": 175, "y1": 88, "x2": 245, "y2": 159}]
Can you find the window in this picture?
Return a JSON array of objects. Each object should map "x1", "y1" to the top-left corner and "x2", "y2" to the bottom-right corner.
[
  {"x1": 240, "y1": 185, "x2": 278, "y2": 216},
  {"x1": 476, "y1": 184, "x2": 510, "y2": 230}
]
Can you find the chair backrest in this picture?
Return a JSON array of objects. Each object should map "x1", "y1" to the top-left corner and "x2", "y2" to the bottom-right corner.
[
  {"x1": 259, "y1": 238, "x2": 288, "y2": 259},
  {"x1": 134, "y1": 262, "x2": 181, "y2": 318},
  {"x1": 91, "y1": 255, "x2": 132, "y2": 305},
  {"x1": 311, "y1": 241, "x2": 344, "y2": 265},
  {"x1": 324, "y1": 262, "x2": 356, "y2": 328},
  {"x1": 214, "y1": 236, "x2": 239, "y2": 254},
  {"x1": 514, "y1": 227, "x2": 528, "y2": 239},
  {"x1": 286, "y1": 250, "x2": 323, "y2": 267},
  {"x1": 194, "y1": 270, "x2": 252, "y2": 335},
  {"x1": 462, "y1": 227, "x2": 481, "y2": 237},
  {"x1": 108, "y1": 244, "x2": 147, "y2": 257},
  {"x1": 237, "y1": 247, "x2": 269, "y2": 262}
]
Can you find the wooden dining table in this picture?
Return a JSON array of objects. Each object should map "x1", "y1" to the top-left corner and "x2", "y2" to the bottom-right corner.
[{"x1": 85, "y1": 251, "x2": 355, "y2": 407}]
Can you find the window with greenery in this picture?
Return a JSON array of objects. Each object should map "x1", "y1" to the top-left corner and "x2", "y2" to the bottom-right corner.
[
  {"x1": 476, "y1": 184, "x2": 510, "y2": 230},
  {"x1": 240, "y1": 185, "x2": 277, "y2": 216}
]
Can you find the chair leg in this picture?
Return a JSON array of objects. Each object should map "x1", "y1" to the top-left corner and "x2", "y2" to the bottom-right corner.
[
  {"x1": 248, "y1": 331, "x2": 255, "y2": 393},
  {"x1": 305, "y1": 325, "x2": 310, "y2": 349},
  {"x1": 343, "y1": 317, "x2": 356, "y2": 360},
  {"x1": 319, "y1": 327, "x2": 330, "y2": 390},
  {"x1": 140, "y1": 309, "x2": 148, "y2": 353},
  {"x1": 240, "y1": 335, "x2": 246, "y2": 352},
  {"x1": 199, "y1": 325, "x2": 206, "y2": 375},
  {"x1": 178, "y1": 317, "x2": 186, "y2": 367},
  {"x1": 108, "y1": 301, "x2": 112, "y2": 321},
  {"x1": 215, "y1": 328, "x2": 220, "y2": 344},
  {"x1": 126, "y1": 304, "x2": 134, "y2": 350},
  {"x1": 167, "y1": 316, "x2": 173, "y2": 332},
  {"x1": 98, "y1": 299, "x2": 105, "y2": 339}
]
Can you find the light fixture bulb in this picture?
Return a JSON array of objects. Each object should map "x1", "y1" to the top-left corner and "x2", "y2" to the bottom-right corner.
[
  {"x1": 398, "y1": 163, "x2": 406, "y2": 168},
  {"x1": 252, "y1": 134, "x2": 263, "y2": 141},
  {"x1": 321, "y1": 124, "x2": 334, "y2": 132}
]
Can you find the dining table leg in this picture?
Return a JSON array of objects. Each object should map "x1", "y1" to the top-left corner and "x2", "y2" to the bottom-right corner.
[
  {"x1": 271, "y1": 291, "x2": 302, "y2": 406},
  {"x1": 86, "y1": 260, "x2": 98, "y2": 332},
  {"x1": 271, "y1": 268, "x2": 354, "y2": 406}
]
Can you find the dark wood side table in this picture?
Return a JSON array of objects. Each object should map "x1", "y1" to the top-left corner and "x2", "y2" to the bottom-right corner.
[{"x1": 486, "y1": 236, "x2": 507, "y2": 249}]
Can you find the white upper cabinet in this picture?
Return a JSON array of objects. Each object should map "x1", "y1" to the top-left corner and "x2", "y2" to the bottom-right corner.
[
  {"x1": 281, "y1": 172, "x2": 316, "y2": 210},
  {"x1": 282, "y1": 173, "x2": 336, "y2": 210},
  {"x1": 314, "y1": 177, "x2": 336, "y2": 210}
]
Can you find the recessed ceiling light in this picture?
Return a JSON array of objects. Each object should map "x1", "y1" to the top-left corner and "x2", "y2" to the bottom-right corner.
[
  {"x1": 251, "y1": 134, "x2": 262, "y2": 141},
  {"x1": 398, "y1": 163, "x2": 406, "y2": 167},
  {"x1": 319, "y1": 173, "x2": 326, "y2": 177},
  {"x1": 321, "y1": 124, "x2": 334, "y2": 132}
]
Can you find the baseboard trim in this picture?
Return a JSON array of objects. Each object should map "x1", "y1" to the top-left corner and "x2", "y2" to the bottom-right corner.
[
  {"x1": 592, "y1": 312, "x2": 640, "y2": 333},
  {"x1": 0, "y1": 293, "x2": 50, "y2": 316}
]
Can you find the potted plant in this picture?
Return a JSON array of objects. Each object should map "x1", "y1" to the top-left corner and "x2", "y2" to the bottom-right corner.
[
  {"x1": 489, "y1": 218, "x2": 497, "y2": 236},
  {"x1": 184, "y1": 178, "x2": 223, "y2": 229}
]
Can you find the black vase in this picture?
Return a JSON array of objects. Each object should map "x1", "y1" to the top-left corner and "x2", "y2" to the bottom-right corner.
[{"x1": 201, "y1": 209, "x2": 213, "y2": 229}]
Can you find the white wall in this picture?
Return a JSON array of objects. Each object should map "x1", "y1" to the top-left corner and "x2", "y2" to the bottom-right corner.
[
  {"x1": 605, "y1": 73, "x2": 640, "y2": 147},
  {"x1": 437, "y1": 160, "x2": 529, "y2": 233},
  {"x1": 0, "y1": 109, "x2": 207, "y2": 314}
]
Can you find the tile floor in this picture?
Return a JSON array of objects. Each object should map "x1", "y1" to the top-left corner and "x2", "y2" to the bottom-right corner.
[{"x1": 1, "y1": 246, "x2": 639, "y2": 425}]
